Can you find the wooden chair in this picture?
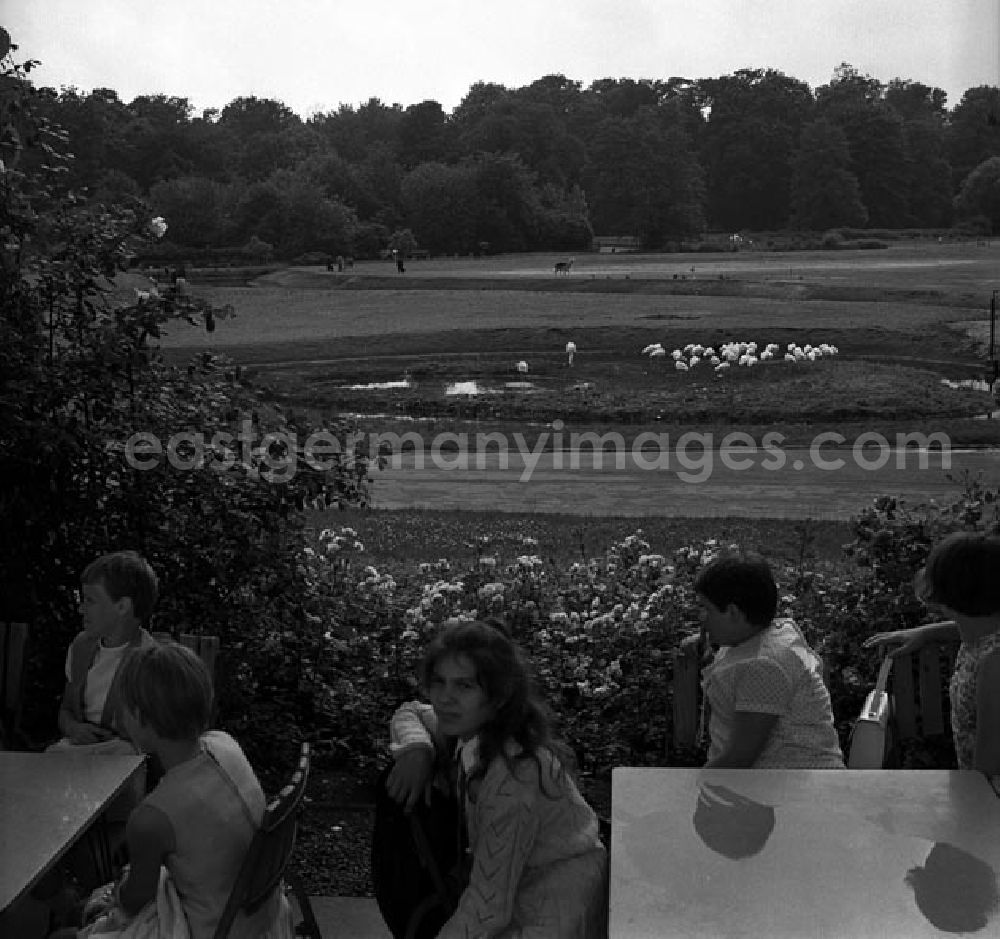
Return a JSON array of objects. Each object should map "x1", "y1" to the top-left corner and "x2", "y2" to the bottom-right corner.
[
  {"x1": 213, "y1": 742, "x2": 321, "y2": 939},
  {"x1": 152, "y1": 631, "x2": 220, "y2": 686},
  {"x1": 669, "y1": 636, "x2": 704, "y2": 757},
  {"x1": 856, "y1": 642, "x2": 957, "y2": 769},
  {"x1": 1, "y1": 621, "x2": 29, "y2": 749},
  {"x1": 887, "y1": 642, "x2": 957, "y2": 743}
]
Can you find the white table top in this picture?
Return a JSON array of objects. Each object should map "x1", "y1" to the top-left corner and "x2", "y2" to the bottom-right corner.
[
  {"x1": 0, "y1": 751, "x2": 146, "y2": 910},
  {"x1": 611, "y1": 767, "x2": 1000, "y2": 939}
]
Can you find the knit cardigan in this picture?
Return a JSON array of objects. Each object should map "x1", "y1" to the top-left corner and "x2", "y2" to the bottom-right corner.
[{"x1": 390, "y1": 702, "x2": 608, "y2": 939}]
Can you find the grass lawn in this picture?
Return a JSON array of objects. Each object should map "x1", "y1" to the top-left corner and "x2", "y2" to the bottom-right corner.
[
  {"x1": 306, "y1": 507, "x2": 854, "y2": 572},
  {"x1": 128, "y1": 243, "x2": 1000, "y2": 446}
]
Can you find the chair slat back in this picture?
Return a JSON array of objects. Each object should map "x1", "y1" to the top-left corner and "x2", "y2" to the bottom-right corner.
[
  {"x1": 670, "y1": 640, "x2": 702, "y2": 754},
  {"x1": 892, "y1": 649, "x2": 918, "y2": 738},
  {"x1": 889, "y1": 642, "x2": 956, "y2": 739},
  {"x1": 153, "y1": 631, "x2": 220, "y2": 684},
  {"x1": 917, "y1": 645, "x2": 947, "y2": 735},
  {"x1": 212, "y1": 743, "x2": 311, "y2": 939},
  {"x1": 1, "y1": 622, "x2": 28, "y2": 746}
]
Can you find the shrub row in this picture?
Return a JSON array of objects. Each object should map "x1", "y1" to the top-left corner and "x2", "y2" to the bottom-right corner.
[{"x1": 294, "y1": 477, "x2": 999, "y2": 779}]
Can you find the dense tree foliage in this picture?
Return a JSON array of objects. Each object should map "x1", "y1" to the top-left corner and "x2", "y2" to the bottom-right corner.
[
  {"x1": 954, "y1": 156, "x2": 1000, "y2": 233},
  {"x1": 789, "y1": 119, "x2": 868, "y2": 229},
  {"x1": 14, "y1": 54, "x2": 1000, "y2": 256},
  {"x1": 948, "y1": 87, "x2": 1000, "y2": 191},
  {"x1": 697, "y1": 69, "x2": 815, "y2": 231}
]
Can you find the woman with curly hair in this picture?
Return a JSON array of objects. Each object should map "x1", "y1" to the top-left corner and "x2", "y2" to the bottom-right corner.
[{"x1": 381, "y1": 619, "x2": 608, "y2": 938}]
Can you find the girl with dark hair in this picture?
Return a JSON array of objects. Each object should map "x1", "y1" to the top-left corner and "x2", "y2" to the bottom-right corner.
[
  {"x1": 866, "y1": 532, "x2": 1000, "y2": 782},
  {"x1": 382, "y1": 619, "x2": 608, "y2": 938}
]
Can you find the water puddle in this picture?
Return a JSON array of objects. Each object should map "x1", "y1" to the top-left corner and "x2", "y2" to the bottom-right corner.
[
  {"x1": 337, "y1": 412, "x2": 438, "y2": 422},
  {"x1": 444, "y1": 379, "x2": 538, "y2": 395},
  {"x1": 445, "y1": 380, "x2": 488, "y2": 396},
  {"x1": 345, "y1": 380, "x2": 412, "y2": 390}
]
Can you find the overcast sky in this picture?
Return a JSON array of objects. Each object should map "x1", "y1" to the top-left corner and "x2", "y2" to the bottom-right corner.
[{"x1": 5, "y1": 0, "x2": 999, "y2": 118}]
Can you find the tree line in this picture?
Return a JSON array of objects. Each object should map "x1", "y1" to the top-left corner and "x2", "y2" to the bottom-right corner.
[{"x1": 20, "y1": 63, "x2": 1000, "y2": 258}]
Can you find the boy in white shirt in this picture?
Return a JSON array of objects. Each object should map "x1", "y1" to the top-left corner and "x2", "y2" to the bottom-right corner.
[{"x1": 52, "y1": 550, "x2": 159, "y2": 751}]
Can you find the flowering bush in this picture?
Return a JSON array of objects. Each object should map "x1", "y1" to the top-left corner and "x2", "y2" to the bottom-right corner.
[
  {"x1": 302, "y1": 480, "x2": 1000, "y2": 779},
  {"x1": 299, "y1": 528, "x2": 761, "y2": 773}
]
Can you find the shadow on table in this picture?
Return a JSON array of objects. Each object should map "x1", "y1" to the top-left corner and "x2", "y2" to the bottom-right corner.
[
  {"x1": 692, "y1": 783, "x2": 776, "y2": 860},
  {"x1": 905, "y1": 842, "x2": 1000, "y2": 934}
]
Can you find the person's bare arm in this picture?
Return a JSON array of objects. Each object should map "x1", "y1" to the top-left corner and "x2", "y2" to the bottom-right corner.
[
  {"x1": 386, "y1": 746, "x2": 436, "y2": 811},
  {"x1": 386, "y1": 701, "x2": 441, "y2": 811},
  {"x1": 57, "y1": 685, "x2": 113, "y2": 744},
  {"x1": 863, "y1": 621, "x2": 959, "y2": 657},
  {"x1": 117, "y1": 804, "x2": 173, "y2": 916}
]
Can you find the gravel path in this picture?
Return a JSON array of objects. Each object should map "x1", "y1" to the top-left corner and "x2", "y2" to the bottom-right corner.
[{"x1": 291, "y1": 772, "x2": 613, "y2": 897}]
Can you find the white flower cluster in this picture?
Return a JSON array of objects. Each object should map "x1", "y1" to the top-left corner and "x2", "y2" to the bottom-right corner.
[
  {"x1": 478, "y1": 581, "x2": 506, "y2": 612},
  {"x1": 418, "y1": 559, "x2": 452, "y2": 575},
  {"x1": 643, "y1": 339, "x2": 840, "y2": 372},
  {"x1": 568, "y1": 560, "x2": 600, "y2": 582},
  {"x1": 407, "y1": 580, "x2": 472, "y2": 626},
  {"x1": 674, "y1": 539, "x2": 736, "y2": 571},
  {"x1": 357, "y1": 567, "x2": 396, "y2": 596},
  {"x1": 639, "y1": 582, "x2": 676, "y2": 625},
  {"x1": 318, "y1": 527, "x2": 364, "y2": 554},
  {"x1": 134, "y1": 282, "x2": 161, "y2": 302}
]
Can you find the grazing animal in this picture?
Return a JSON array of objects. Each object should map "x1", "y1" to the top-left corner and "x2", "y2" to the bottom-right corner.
[{"x1": 554, "y1": 258, "x2": 575, "y2": 275}]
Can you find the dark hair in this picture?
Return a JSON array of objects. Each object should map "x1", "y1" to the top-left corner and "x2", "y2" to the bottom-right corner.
[
  {"x1": 694, "y1": 554, "x2": 778, "y2": 627},
  {"x1": 693, "y1": 783, "x2": 775, "y2": 859},
  {"x1": 918, "y1": 533, "x2": 1000, "y2": 617},
  {"x1": 420, "y1": 619, "x2": 573, "y2": 796},
  {"x1": 116, "y1": 643, "x2": 213, "y2": 741},
  {"x1": 905, "y1": 842, "x2": 1000, "y2": 932},
  {"x1": 82, "y1": 550, "x2": 159, "y2": 623}
]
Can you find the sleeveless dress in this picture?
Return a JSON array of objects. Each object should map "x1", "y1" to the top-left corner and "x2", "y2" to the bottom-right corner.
[
  {"x1": 142, "y1": 731, "x2": 289, "y2": 939},
  {"x1": 949, "y1": 630, "x2": 1000, "y2": 770}
]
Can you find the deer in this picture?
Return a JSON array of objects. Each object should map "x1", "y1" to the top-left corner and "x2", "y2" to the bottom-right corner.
[{"x1": 553, "y1": 257, "x2": 575, "y2": 275}]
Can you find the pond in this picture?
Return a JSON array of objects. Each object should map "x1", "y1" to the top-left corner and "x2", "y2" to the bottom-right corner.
[{"x1": 345, "y1": 380, "x2": 412, "y2": 390}]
